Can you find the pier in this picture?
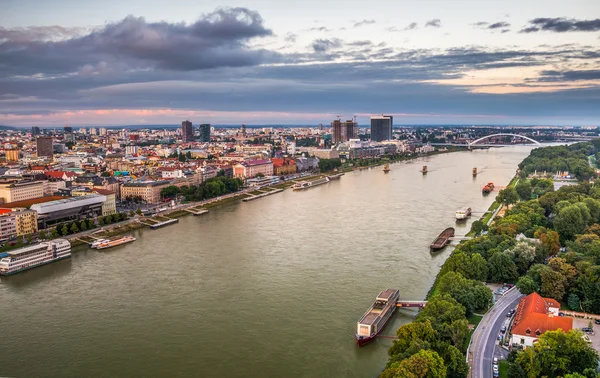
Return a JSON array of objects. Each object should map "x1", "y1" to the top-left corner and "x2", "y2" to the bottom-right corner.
[
  {"x1": 395, "y1": 300, "x2": 428, "y2": 308},
  {"x1": 185, "y1": 208, "x2": 209, "y2": 216},
  {"x1": 149, "y1": 218, "x2": 179, "y2": 229},
  {"x1": 242, "y1": 188, "x2": 283, "y2": 202}
]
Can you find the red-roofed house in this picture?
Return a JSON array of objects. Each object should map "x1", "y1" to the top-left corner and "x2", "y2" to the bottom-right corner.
[
  {"x1": 233, "y1": 160, "x2": 273, "y2": 179},
  {"x1": 510, "y1": 292, "x2": 572, "y2": 348},
  {"x1": 45, "y1": 171, "x2": 78, "y2": 182},
  {"x1": 271, "y1": 158, "x2": 296, "y2": 175}
]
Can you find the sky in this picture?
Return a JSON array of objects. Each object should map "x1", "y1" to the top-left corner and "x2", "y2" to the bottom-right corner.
[{"x1": 0, "y1": 0, "x2": 599, "y2": 127}]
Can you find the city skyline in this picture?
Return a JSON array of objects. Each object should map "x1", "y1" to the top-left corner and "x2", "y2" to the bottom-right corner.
[{"x1": 1, "y1": 0, "x2": 599, "y2": 126}]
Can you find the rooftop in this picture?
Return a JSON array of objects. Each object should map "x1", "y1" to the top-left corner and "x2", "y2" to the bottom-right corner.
[
  {"x1": 512, "y1": 292, "x2": 572, "y2": 337},
  {"x1": 2, "y1": 196, "x2": 66, "y2": 208}
]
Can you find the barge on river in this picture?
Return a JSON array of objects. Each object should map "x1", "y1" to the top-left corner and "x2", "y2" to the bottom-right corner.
[
  {"x1": 292, "y1": 177, "x2": 330, "y2": 191},
  {"x1": 430, "y1": 227, "x2": 455, "y2": 251},
  {"x1": 0, "y1": 239, "x2": 71, "y2": 275},
  {"x1": 96, "y1": 235, "x2": 136, "y2": 250},
  {"x1": 455, "y1": 207, "x2": 472, "y2": 221},
  {"x1": 355, "y1": 288, "x2": 400, "y2": 346}
]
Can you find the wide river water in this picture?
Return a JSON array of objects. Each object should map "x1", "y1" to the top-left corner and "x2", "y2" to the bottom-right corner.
[{"x1": 1, "y1": 146, "x2": 535, "y2": 378}]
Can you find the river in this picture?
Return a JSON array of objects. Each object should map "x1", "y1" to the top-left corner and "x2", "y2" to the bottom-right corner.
[{"x1": 1, "y1": 146, "x2": 534, "y2": 378}]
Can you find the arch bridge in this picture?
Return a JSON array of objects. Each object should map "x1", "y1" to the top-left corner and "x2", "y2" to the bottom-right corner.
[{"x1": 469, "y1": 133, "x2": 541, "y2": 147}]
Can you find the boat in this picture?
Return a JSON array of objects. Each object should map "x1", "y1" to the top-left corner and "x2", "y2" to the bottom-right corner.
[
  {"x1": 422, "y1": 166, "x2": 428, "y2": 174},
  {"x1": 327, "y1": 173, "x2": 345, "y2": 180},
  {"x1": 0, "y1": 239, "x2": 71, "y2": 276},
  {"x1": 89, "y1": 239, "x2": 109, "y2": 248},
  {"x1": 482, "y1": 182, "x2": 495, "y2": 194},
  {"x1": 96, "y1": 235, "x2": 136, "y2": 250},
  {"x1": 430, "y1": 227, "x2": 455, "y2": 251},
  {"x1": 455, "y1": 207, "x2": 472, "y2": 221},
  {"x1": 472, "y1": 167, "x2": 478, "y2": 177},
  {"x1": 292, "y1": 177, "x2": 330, "y2": 191},
  {"x1": 383, "y1": 164, "x2": 390, "y2": 173},
  {"x1": 356, "y1": 289, "x2": 400, "y2": 347}
]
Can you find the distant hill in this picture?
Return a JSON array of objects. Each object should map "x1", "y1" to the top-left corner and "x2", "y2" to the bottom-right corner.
[{"x1": 0, "y1": 125, "x2": 17, "y2": 130}]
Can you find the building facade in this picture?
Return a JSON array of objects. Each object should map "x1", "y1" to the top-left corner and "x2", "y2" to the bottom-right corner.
[
  {"x1": 199, "y1": 124, "x2": 211, "y2": 142},
  {"x1": 30, "y1": 195, "x2": 106, "y2": 229},
  {"x1": 11, "y1": 208, "x2": 38, "y2": 236},
  {"x1": 36, "y1": 136, "x2": 53, "y2": 158},
  {"x1": 182, "y1": 120, "x2": 194, "y2": 142},
  {"x1": 5, "y1": 149, "x2": 19, "y2": 162},
  {"x1": 0, "y1": 212, "x2": 16, "y2": 241},
  {"x1": 121, "y1": 181, "x2": 171, "y2": 204},
  {"x1": 233, "y1": 160, "x2": 274, "y2": 178},
  {"x1": 331, "y1": 119, "x2": 358, "y2": 144},
  {"x1": 0, "y1": 180, "x2": 45, "y2": 203},
  {"x1": 370, "y1": 116, "x2": 393, "y2": 142}
]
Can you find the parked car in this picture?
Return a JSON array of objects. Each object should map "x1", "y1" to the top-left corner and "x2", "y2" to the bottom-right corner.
[
  {"x1": 497, "y1": 334, "x2": 503, "y2": 340},
  {"x1": 582, "y1": 327, "x2": 593, "y2": 332},
  {"x1": 559, "y1": 312, "x2": 565, "y2": 317},
  {"x1": 500, "y1": 326, "x2": 506, "y2": 333},
  {"x1": 493, "y1": 357, "x2": 498, "y2": 364},
  {"x1": 595, "y1": 319, "x2": 600, "y2": 325}
]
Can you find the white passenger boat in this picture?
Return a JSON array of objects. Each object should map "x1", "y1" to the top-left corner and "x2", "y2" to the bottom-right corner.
[{"x1": 0, "y1": 239, "x2": 71, "y2": 275}]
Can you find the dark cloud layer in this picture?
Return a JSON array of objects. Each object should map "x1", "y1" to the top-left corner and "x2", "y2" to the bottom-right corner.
[
  {"x1": 521, "y1": 17, "x2": 600, "y2": 33},
  {"x1": 0, "y1": 7, "x2": 274, "y2": 76}
]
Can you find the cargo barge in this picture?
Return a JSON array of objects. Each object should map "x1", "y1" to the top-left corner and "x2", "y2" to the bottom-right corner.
[
  {"x1": 355, "y1": 288, "x2": 400, "y2": 346},
  {"x1": 482, "y1": 182, "x2": 495, "y2": 194},
  {"x1": 430, "y1": 227, "x2": 455, "y2": 251},
  {"x1": 0, "y1": 239, "x2": 71, "y2": 275}
]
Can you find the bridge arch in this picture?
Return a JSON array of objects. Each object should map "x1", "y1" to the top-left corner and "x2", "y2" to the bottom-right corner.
[{"x1": 469, "y1": 133, "x2": 541, "y2": 146}]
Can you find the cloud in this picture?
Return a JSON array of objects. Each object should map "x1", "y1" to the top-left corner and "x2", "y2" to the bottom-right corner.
[
  {"x1": 535, "y1": 69, "x2": 600, "y2": 82},
  {"x1": 0, "y1": 25, "x2": 90, "y2": 42},
  {"x1": 0, "y1": 7, "x2": 275, "y2": 76},
  {"x1": 425, "y1": 19, "x2": 441, "y2": 28},
  {"x1": 354, "y1": 19, "x2": 376, "y2": 27},
  {"x1": 520, "y1": 17, "x2": 600, "y2": 33},
  {"x1": 284, "y1": 32, "x2": 297, "y2": 43},
  {"x1": 311, "y1": 38, "x2": 342, "y2": 52},
  {"x1": 305, "y1": 26, "x2": 331, "y2": 32},
  {"x1": 489, "y1": 22, "x2": 510, "y2": 29}
]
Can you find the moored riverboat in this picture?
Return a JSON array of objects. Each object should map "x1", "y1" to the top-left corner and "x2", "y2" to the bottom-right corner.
[
  {"x1": 0, "y1": 239, "x2": 71, "y2": 275},
  {"x1": 482, "y1": 182, "x2": 495, "y2": 194},
  {"x1": 292, "y1": 177, "x2": 330, "y2": 191},
  {"x1": 356, "y1": 289, "x2": 400, "y2": 346},
  {"x1": 383, "y1": 164, "x2": 390, "y2": 173},
  {"x1": 455, "y1": 207, "x2": 472, "y2": 221},
  {"x1": 422, "y1": 165, "x2": 428, "y2": 174},
  {"x1": 96, "y1": 235, "x2": 136, "y2": 250},
  {"x1": 430, "y1": 227, "x2": 455, "y2": 251}
]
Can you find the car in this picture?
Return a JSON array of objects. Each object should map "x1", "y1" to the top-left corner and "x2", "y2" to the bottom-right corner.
[
  {"x1": 493, "y1": 366, "x2": 499, "y2": 373},
  {"x1": 595, "y1": 319, "x2": 600, "y2": 325},
  {"x1": 506, "y1": 312, "x2": 512, "y2": 317},
  {"x1": 582, "y1": 327, "x2": 593, "y2": 332},
  {"x1": 493, "y1": 357, "x2": 498, "y2": 364},
  {"x1": 497, "y1": 334, "x2": 503, "y2": 340},
  {"x1": 493, "y1": 372, "x2": 500, "y2": 378},
  {"x1": 501, "y1": 326, "x2": 507, "y2": 333},
  {"x1": 559, "y1": 312, "x2": 565, "y2": 317}
]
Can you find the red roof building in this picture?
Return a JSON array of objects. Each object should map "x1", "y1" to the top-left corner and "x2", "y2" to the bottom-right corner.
[{"x1": 510, "y1": 292, "x2": 572, "y2": 348}]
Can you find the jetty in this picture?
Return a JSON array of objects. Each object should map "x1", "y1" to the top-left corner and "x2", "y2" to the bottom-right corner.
[
  {"x1": 185, "y1": 208, "x2": 209, "y2": 216},
  {"x1": 242, "y1": 188, "x2": 283, "y2": 202},
  {"x1": 149, "y1": 218, "x2": 179, "y2": 229}
]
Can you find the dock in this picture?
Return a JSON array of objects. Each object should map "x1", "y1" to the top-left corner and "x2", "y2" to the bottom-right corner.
[
  {"x1": 396, "y1": 300, "x2": 428, "y2": 308},
  {"x1": 242, "y1": 188, "x2": 283, "y2": 202},
  {"x1": 149, "y1": 218, "x2": 179, "y2": 229},
  {"x1": 185, "y1": 208, "x2": 209, "y2": 216}
]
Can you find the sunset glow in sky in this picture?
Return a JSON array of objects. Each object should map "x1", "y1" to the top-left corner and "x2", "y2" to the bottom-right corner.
[{"x1": 0, "y1": 0, "x2": 599, "y2": 126}]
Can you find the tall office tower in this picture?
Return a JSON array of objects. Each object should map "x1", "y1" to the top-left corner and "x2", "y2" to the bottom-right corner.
[
  {"x1": 31, "y1": 126, "x2": 41, "y2": 135},
  {"x1": 90, "y1": 127, "x2": 97, "y2": 135},
  {"x1": 182, "y1": 120, "x2": 194, "y2": 142},
  {"x1": 199, "y1": 124, "x2": 211, "y2": 142},
  {"x1": 241, "y1": 124, "x2": 246, "y2": 136},
  {"x1": 99, "y1": 127, "x2": 107, "y2": 136},
  {"x1": 370, "y1": 116, "x2": 393, "y2": 142},
  {"x1": 36, "y1": 136, "x2": 53, "y2": 158},
  {"x1": 64, "y1": 125, "x2": 72, "y2": 133},
  {"x1": 331, "y1": 119, "x2": 359, "y2": 144}
]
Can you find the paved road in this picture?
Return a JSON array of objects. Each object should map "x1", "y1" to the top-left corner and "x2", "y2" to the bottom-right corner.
[{"x1": 471, "y1": 288, "x2": 523, "y2": 378}]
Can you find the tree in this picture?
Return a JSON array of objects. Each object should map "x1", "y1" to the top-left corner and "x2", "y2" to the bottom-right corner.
[
  {"x1": 487, "y1": 252, "x2": 519, "y2": 282},
  {"x1": 87, "y1": 219, "x2": 95, "y2": 229},
  {"x1": 540, "y1": 268, "x2": 566, "y2": 300},
  {"x1": 568, "y1": 293, "x2": 581, "y2": 311},
  {"x1": 381, "y1": 350, "x2": 447, "y2": 378},
  {"x1": 50, "y1": 228, "x2": 59, "y2": 238},
  {"x1": 516, "y1": 180, "x2": 533, "y2": 201},
  {"x1": 438, "y1": 272, "x2": 492, "y2": 314},
  {"x1": 70, "y1": 223, "x2": 79, "y2": 234},
  {"x1": 39, "y1": 230, "x2": 46, "y2": 240},
  {"x1": 129, "y1": 210, "x2": 135, "y2": 217},
  {"x1": 554, "y1": 204, "x2": 589, "y2": 241},
  {"x1": 534, "y1": 228, "x2": 560, "y2": 256},
  {"x1": 388, "y1": 320, "x2": 436, "y2": 361},
  {"x1": 471, "y1": 220, "x2": 486, "y2": 235},
  {"x1": 61, "y1": 225, "x2": 69, "y2": 236},
  {"x1": 507, "y1": 362, "x2": 526, "y2": 378},
  {"x1": 516, "y1": 275, "x2": 538, "y2": 295},
  {"x1": 97, "y1": 217, "x2": 105, "y2": 226},
  {"x1": 79, "y1": 221, "x2": 87, "y2": 231},
  {"x1": 136, "y1": 209, "x2": 142, "y2": 215},
  {"x1": 100, "y1": 171, "x2": 111, "y2": 177},
  {"x1": 508, "y1": 242, "x2": 537, "y2": 275},
  {"x1": 497, "y1": 187, "x2": 519, "y2": 206},
  {"x1": 441, "y1": 345, "x2": 469, "y2": 378}
]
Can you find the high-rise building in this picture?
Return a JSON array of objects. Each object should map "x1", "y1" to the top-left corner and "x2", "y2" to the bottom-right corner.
[
  {"x1": 182, "y1": 120, "x2": 194, "y2": 142},
  {"x1": 199, "y1": 124, "x2": 211, "y2": 142},
  {"x1": 99, "y1": 127, "x2": 107, "y2": 136},
  {"x1": 90, "y1": 127, "x2": 97, "y2": 135},
  {"x1": 331, "y1": 119, "x2": 358, "y2": 144},
  {"x1": 370, "y1": 116, "x2": 393, "y2": 142},
  {"x1": 241, "y1": 124, "x2": 247, "y2": 136},
  {"x1": 31, "y1": 126, "x2": 41, "y2": 135},
  {"x1": 64, "y1": 125, "x2": 72, "y2": 133},
  {"x1": 36, "y1": 136, "x2": 53, "y2": 158}
]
